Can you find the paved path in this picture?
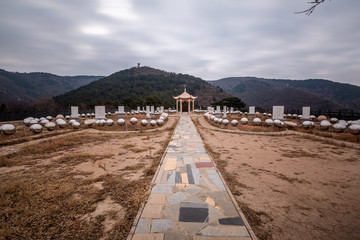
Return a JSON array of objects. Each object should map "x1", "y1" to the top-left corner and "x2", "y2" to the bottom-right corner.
[{"x1": 129, "y1": 115, "x2": 255, "y2": 240}]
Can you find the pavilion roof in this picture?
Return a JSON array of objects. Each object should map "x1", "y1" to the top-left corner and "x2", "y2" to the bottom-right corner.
[{"x1": 173, "y1": 88, "x2": 197, "y2": 100}]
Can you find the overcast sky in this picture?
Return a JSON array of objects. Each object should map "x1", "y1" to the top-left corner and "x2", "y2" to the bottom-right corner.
[{"x1": 0, "y1": 0, "x2": 359, "y2": 86}]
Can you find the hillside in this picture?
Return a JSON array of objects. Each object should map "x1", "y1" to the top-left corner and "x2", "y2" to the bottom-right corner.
[
  {"x1": 0, "y1": 69, "x2": 103, "y2": 106},
  {"x1": 209, "y1": 77, "x2": 360, "y2": 111},
  {"x1": 54, "y1": 67, "x2": 231, "y2": 109}
]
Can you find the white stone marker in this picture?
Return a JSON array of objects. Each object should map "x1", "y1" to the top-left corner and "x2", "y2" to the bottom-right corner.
[
  {"x1": 150, "y1": 106, "x2": 155, "y2": 117},
  {"x1": 146, "y1": 106, "x2": 151, "y2": 119},
  {"x1": 207, "y1": 106, "x2": 212, "y2": 111},
  {"x1": 272, "y1": 106, "x2": 285, "y2": 120},
  {"x1": 137, "y1": 106, "x2": 140, "y2": 112},
  {"x1": 230, "y1": 107, "x2": 234, "y2": 113},
  {"x1": 160, "y1": 106, "x2": 164, "y2": 112},
  {"x1": 223, "y1": 106, "x2": 227, "y2": 112},
  {"x1": 95, "y1": 106, "x2": 106, "y2": 119},
  {"x1": 118, "y1": 106, "x2": 125, "y2": 117},
  {"x1": 302, "y1": 107, "x2": 311, "y2": 120},
  {"x1": 71, "y1": 106, "x2": 79, "y2": 119},
  {"x1": 249, "y1": 106, "x2": 255, "y2": 115},
  {"x1": 216, "y1": 106, "x2": 221, "y2": 113}
]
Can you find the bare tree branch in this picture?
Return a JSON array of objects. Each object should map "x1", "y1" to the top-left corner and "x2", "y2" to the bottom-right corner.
[{"x1": 295, "y1": 0, "x2": 328, "y2": 16}]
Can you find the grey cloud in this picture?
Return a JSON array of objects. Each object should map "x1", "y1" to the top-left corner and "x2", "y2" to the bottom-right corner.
[{"x1": 0, "y1": 0, "x2": 359, "y2": 86}]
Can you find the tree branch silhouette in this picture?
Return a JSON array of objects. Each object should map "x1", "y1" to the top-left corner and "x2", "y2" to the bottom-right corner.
[{"x1": 295, "y1": 0, "x2": 328, "y2": 15}]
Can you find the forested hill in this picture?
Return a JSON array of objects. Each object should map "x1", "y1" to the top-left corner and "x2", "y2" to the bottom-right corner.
[
  {"x1": 54, "y1": 66, "x2": 231, "y2": 109},
  {"x1": 0, "y1": 68, "x2": 103, "y2": 106},
  {"x1": 209, "y1": 77, "x2": 360, "y2": 111}
]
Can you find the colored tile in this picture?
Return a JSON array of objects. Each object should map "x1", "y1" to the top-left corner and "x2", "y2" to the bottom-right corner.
[
  {"x1": 132, "y1": 233, "x2": 164, "y2": 240},
  {"x1": 186, "y1": 164, "x2": 195, "y2": 184},
  {"x1": 147, "y1": 194, "x2": 166, "y2": 205},
  {"x1": 142, "y1": 204, "x2": 163, "y2": 218},
  {"x1": 167, "y1": 192, "x2": 187, "y2": 205},
  {"x1": 151, "y1": 219, "x2": 175, "y2": 233},
  {"x1": 208, "y1": 175, "x2": 226, "y2": 191},
  {"x1": 181, "y1": 173, "x2": 189, "y2": 184},
  {"x1": 195, "y1": 162, "x2": 214, "y2": 168},
  {"x1": 200, "y1": 225, "x2": 250, "y2": 237},
  {"x1": 167, "y1": 170, "x2": 176, "y2": 184},
  {"x1": 151, "y1": 184, "x2": 173, "y2": 194},
  {"x1": 179, "y1": 207, "x2": 209, "y2": 222},
  {"x1": 135, "y1": 218, "x2": 150, "y2": 233},
  {"x1": 218, "y1": 217, "x2": 244, "y2": 226},
  {"x1": 164, "y1": 158, "x2": 177, "y2": 170},
  {"x1": 175, "y1": 171, "x2": 182, "y2": 183}
]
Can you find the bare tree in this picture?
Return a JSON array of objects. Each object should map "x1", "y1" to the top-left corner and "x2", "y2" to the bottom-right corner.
[{"x1": 296, "y1": 0, "x2": 328, "y2": 15}]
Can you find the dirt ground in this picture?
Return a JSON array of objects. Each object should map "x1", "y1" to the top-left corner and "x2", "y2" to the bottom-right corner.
[
  {"x1": 0, "y1": 117, "x2": 178, "y2": 240},
  {"x1": 194, "y1": 116, "x2": 360, "y2": 240}
]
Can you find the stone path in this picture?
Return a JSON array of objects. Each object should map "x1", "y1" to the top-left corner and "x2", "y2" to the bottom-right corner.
[{"x1": 129, "y1": 115, "x2": 256, "y2": 240}]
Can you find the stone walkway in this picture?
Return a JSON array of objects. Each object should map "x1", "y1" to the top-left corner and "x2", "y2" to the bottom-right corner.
[{"x1": 129, "y1": 115, "x2": 256, "y2": 240}]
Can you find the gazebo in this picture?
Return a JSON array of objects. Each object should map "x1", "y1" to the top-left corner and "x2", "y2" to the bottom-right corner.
[{"x1": 173, "y1": 88, "x2": 197, "y2": 114}]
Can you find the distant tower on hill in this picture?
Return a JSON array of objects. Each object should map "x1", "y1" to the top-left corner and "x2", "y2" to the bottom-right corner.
[{"x1": 137, "y1": 63, "x2": 141, "y2": 68}]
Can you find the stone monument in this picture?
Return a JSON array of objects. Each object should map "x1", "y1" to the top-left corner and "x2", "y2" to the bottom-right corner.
[
  {"x1": 272, "y1": 106, "x2": 284, "y2": 120},
  {"x1": 95, "y1": 106, "x2": 106, "y2": 119}
]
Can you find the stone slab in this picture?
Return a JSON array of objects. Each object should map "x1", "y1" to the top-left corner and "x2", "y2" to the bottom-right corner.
[
  {"x1": 132, "y1": 233, "x2": 164, "y2": 240},
  {"x1": 179, "y1": 207, "x2": 209, "y2": 223},
  {"x1": 200, "y1": 225, "x2": 250, "y2": 237},
  {"x1": 195, "y1": 162, "x2": 214, "y2": 168},
  {"x1": 151, "y1": 219, "x2": 174, "y2": 233}
]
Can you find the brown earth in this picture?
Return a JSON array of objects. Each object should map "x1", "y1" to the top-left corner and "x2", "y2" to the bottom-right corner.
[
  {"x1": 194, "y1": 116, "x2": 360, "y2": 240},
  {"x1": 0, "y1": 116, "x2": 178, "y2": 240}
]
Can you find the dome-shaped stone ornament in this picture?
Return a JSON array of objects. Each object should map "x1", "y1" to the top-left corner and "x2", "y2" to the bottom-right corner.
[
  {"x1": 117, "y1": 118, "x2": 126, "y2": 126},
  {"x1": 150, "y1": 120, "x2": 157, "y2": 126},
  {"x1": 57, "y1": 119, "x2": 67, "y2": 128},
  {"x1": 265, "y1": 119, "x2": 274, "y2": 126},
  {"x1": 204, "y1": 113, "x2": 209, "y2": 119},
  {"x1": 91, "y1": 113, "x2": 95, "y2": 117},
  {"x1": 231, "y1": 119, "x2": 238, "y2": 126},
  {"x1": 217, "y1": 118, "x2": 223, "y2": 124},
  {"x1": 72, "y1": 121, "x2": 81, "y2": 129},
  {"x1": 45, "y1": 122, "x2": 56, "y2": 131},
  {"x1": 30, "y1": 119, "x2": 39, "y2": 125},
  {"x1": 69, "y1": 119, "x2": 76, "y2": 124},
  {"x1": 99, "y1": 119, "x2": 106, "y2": 126},
  {"x1": 333, "y1": 123, "x2": 346, "y2": 133},
  {"x1": 287, "y1": 114, "x2": 292, "y2": 118},
  {"x1": 130, "y1": 117, "x2": 138, "y2": 125},
  {"x1": 40, "y1": 119, "x2": 50, "y2": 125},
  {"x1": 157, "y1": 119, "x2": 164, "y2": 126},
  {"x1": 86, "y1": 113, "x2": 91, "y2": 117},
  {"x1": 1, "y1": 124, "x2": 16, "y2": 135},
  {"x1": 141, "y1": 119, "x2": 148, "y2": 126},
  {"x1": 56, "y1": 114, "x2": 65, "y2": 119},
  {"x1": 330, "y1": 118, "x2": 338, "y2": 123},
  {"x1": 318, "y1": 115, "x2": 327, "y2": 121},
  {"x1": 338, "y1": 120, "x2": 347, "y2": 126},
  {"x1": 46, "y1": 116, "x2": 53, "y2": 120},
  {"x1": 23, "y1": 117, "x2": 34, "y2": 126},
  {"x1": 309, "y1": 115, "x2": 316, "y2": 120},
  {"x1": 210, "y1": 116, "x2": 215, "y2": 122},
  {"x1": 85, "y1": 119, "x2": 96, "y2": 127},
  {"x1": 284, "y1": 121, "x2": 297, "y2": 127},
  {"x1": 292, "y1": 114, "x2": 298, "y2": 118},
  {"x1": 222, "y1": 119, "x2": 229, "y2": 126},
  {"x1": 240, "y1": 117, "x2": 248, "y2": 125},
  {"x1": 81, "y1": 113, "x2": 86, "y2": 117},
  {"x1": 302, "y1": 121, "x2": 314, "y2": 128},
  {"x1": 274, "y1": 119, "x2": 283, "y2": 127},
  {"x1": 106, "y1": 119, "x2": 114, "y2": 126},
  {"x1": 253, "y1": 118, "x2": 262, "y2": 126},
  {"x1": 348, "y1": 124, "x2": 360, "y2": 135},
  {"x1": 65, "y1": 115, "x2": 70, "y2": 120},
  {"x1": 30, "y1": 124, "x2": 43, "y2": 133},
  {"x1": 213, "y1": 118, "x2": 218, "y2": 124},
  {"x1": 320, "y1": 120, "x2": 331, "y2": 130}
]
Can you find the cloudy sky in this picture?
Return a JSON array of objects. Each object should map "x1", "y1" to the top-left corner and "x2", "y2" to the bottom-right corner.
[{"x1": 0, "y1": 0, "x2": 359, "y2": 86}]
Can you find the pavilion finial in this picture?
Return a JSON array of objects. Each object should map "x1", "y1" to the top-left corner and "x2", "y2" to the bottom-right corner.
[{"x1": 184, "y1": 84, "x2": 187, "y2": 92}]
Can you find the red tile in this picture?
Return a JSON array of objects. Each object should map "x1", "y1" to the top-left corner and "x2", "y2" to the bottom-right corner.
[{"x1": 195, "y1": 162, "x2": 214, "y2": 168}]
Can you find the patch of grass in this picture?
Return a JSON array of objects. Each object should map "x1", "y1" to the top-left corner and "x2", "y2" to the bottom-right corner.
[
  {"x1": 56, "y1": 153, "x2": 114, "y2": 166},
  {"x1": 129, "y1": 147, "x2": 147, "y2": 153},
  {"x1": 0, "y1": 170, "x2": 105, "y2": 239},
  {"x1": 281, "y1": 150, "x2": 321, "y2": 159}
]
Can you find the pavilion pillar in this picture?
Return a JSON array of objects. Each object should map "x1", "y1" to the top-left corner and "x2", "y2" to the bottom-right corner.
[
  {"x1": 188, "y1": 100, "x2": 190, "y2": 114},
  {"x1": 176, "y1": 100, "x2": 178, "y2": 113},
  {"x1": 180, "y1": 100, "x2": 183, "y2": 114},
  {"x1": 192, "y1": 100, "x2": 194, "y2": 113}
]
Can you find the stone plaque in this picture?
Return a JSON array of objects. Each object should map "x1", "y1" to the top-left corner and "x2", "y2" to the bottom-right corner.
[
  {"x1": 95, "y1": 106, "x2": 105, "y2": 119},
  {"x1": 216, "y1": 106, "x2": 221, "y2": 113},
  {"x1": 249, "y1": 106, "x2": 255, "y2": 115},
  {"x1": 302, "y1": 107, "x2": 310, "y2": 119},
  {"x1": 272, "y1": 106, "x2": 284, "y2": 120},
  {"x1": 71, "y1": 106, "x2": 79, "y2": 119}
]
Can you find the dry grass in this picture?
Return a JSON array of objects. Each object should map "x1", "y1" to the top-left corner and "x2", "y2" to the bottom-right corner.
[
  {"x1": 0, "y1": 169, "x2": 105, "y2": 240},
  {"x1": 0, "y1": 116, "x2": 179, "y2": 240}
]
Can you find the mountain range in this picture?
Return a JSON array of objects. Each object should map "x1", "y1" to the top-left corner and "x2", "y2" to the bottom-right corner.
[
  {"x1": 0, "y1": 67, "x2": 359, "y2": 111},
  {"x1": 54, "y1": 67, "x2": 231, "y2": 109},
  {"x1": 0, "y1": 68, "x2": 103, "y2": 107},
  {"x1": 209, "y1": 77, "x2": 360, "y2": 111}
]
